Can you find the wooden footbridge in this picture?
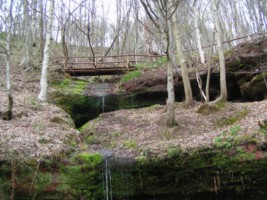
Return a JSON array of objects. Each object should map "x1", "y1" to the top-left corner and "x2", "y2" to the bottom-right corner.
[{"x1": 59, "y1": 54, "x2": 163, "y2": 76}]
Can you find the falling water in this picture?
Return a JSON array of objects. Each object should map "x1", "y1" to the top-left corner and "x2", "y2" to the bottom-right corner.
[
  {"x1": 104, "y1": 158, "x2": 112, "y2": 200},
  {"x1": 101, "y1": 150, "x2": 113, "y2": 200},
  {"x1": 102, "y1": 96, "x2": 105, "y2": 113},
  {"x1": 94, "y1": 83, "x2": 110, "y2": 114}
]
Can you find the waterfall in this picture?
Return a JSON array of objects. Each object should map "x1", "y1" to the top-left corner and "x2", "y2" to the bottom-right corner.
[
  {"x1": 101, "y1": 150, "x2": 113, "y2": 200},
  {"x1": 94, "y1": 83, "x2": 110, "y2": 114},
  {"x1": 104, "y1": 158, "x2": 112, "y2": 200},
  {"x1": 102, "y1": 96, "x2": 105, "y2": 113}
]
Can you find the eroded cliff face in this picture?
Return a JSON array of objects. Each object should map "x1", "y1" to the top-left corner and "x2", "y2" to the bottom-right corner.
[
  {"x1": 1, "y1": 143, "x2": 267, "y2": 200},
  {"x1": 121, "y1": 38, "x2": 267, "y2": 102}
]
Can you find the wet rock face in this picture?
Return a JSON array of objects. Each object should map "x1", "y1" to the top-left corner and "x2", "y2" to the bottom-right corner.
[
  {"x1": 2, "y1": 146, "x2": 267, "y2": 200},
  {"x1": 237, "y1": 72, "x2": 267, "y2": 101}
]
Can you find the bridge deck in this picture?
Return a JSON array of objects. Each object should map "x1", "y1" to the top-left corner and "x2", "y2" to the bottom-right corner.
[
  {"x1": 65, "y1": 66, "x2": 137, "y2": 76},
  {"x1": 58, "y1": 54, "x2": 163, "y2": 76}
]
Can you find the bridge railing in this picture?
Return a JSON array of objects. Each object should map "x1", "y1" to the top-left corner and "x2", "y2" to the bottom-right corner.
[{"x1": 58, "y1": 54, "x2": 164, "y2": 69}]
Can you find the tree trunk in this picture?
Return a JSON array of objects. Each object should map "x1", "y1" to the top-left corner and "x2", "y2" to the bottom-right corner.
[
  {"x1": 20, "y1": 0, "x2": 33, "y2": 69},
  {"x1": 205, "y1": 32, "x2": 215, "y2": 103},
  {"x1": 166, "y1": 20, "x2": 176, "y2": 127},
  {"x1": 173, "y1": 13, "x2": 193, "y2": 105},
  {"x1": 193, "y1": 5, "x2": 205, "y2": 64},
  {"x1": 116, "y1": 0, "x2": 121, "y2": 55},
  {"x1": 39, "y1": 0, "x2": 44, "y2": 60},
  {"x1": 212, "y1": 0, "x2": 227, "y2": 101},
  {"x1": 3, "y1": 0, "x2": 14, "y2": 120},
  {"x1": 38, "y1": 0, "x2": 54, "y2": 101}
]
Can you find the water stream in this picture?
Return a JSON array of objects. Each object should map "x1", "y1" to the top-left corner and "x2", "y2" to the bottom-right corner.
[
  {"x1": 102, "y1": 96, "x2": 105, "y2": 113},
  {"x1": 101, "y1": 150, "x2": 113, "y2": 200},
  {"x1": 94, "y1": 83, "x2": 110, "y2": 115}
]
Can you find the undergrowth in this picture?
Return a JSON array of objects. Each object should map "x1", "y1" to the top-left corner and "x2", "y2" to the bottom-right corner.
[
  {"x1": 135, "y1": 56, "x2": 167, "y2": 69},
  {"x1": 216, "y1": 107, "x2": 249, "y2": 127},
  {"x1": 120, "y1": 70, "x2": 141, "y2": 83}
]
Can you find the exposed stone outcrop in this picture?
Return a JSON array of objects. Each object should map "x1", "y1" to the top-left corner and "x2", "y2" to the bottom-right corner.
[{"x1": 122, "y1": 38, "x2": 267, "y2": 102}]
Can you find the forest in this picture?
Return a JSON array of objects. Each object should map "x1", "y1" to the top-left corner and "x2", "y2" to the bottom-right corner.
[{"x1": 0, "y1": 0, "x2": 267, "y2": 199}]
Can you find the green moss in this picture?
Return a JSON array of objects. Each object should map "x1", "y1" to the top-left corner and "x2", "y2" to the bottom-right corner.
[
  {"x1": 167, "y1": 146, "x2": 183, "y2": 158},
  {"x1": 61, "y1": 153, "x2": 103, "y2": 199},
  {"x1": 85, "y1": 135, "x2": 97, "y2": 144},
  {"x1": 211, "y1": 55, "x2": 219, "y2": 63},
  {"x1": 122, "y1": 140, "x2": 137, "y2": 149},
  {"x1": 120, "y1": 70, "x2": 141, "y2": 83},
  {"x1": 253, "y1": 71, "x2": 267, "y2": 82},
  {"x1": 135, "y1": 56, "x2": 167, "y2": 69},
  {"x1": 224, "y1": 50, "x2": 233, "y2": 57},
  {"x1": 35, "y1": 172, "x2": 53, "y2": 191},
  {"x1": 216, "y1": 107, "x2": 249, "y2": 127},
  {"x1": 51, "y1": 78, "x2": 88, "y2": 94},
  {"x1": 197, "y1": 101, "x2": 227, "y2": 115},
  {"x1": 61, "y1": 78, "x2": 71, "y2": 86},
  {"x1": 212, "y1": 153, "x2": 239, "y2": 169},
  {"x1": 146, "y1": 104, "x2": 161, "y2": 112}
]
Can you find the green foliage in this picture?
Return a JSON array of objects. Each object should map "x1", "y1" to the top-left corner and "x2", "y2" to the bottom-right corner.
[
  {"x1": 0, "y1": 32, "x2": 7, "y2": 39},
  {"x1": 236, "y1": 147, "x2": 255, "y2": 161},
  {"x1": 73, "y1": 153, "x2": 102, "y2": 165},
  {"x1": 35, "y1": 172, "x2": 53, "y2": 191},
  {"x1": 61, "y1": 78, "x2": 71, "y2": 86},
  {"x1": 214, "y1": 101, "x2": 227, "y2": 110},
  {"x1": 135, "y1": 56, "x2": 167, "y2": 69},
  {"x1": 216, "y1": 107, "x2": 249, "y2": 127},
  {"x1": 62, "y1": 153, "x2": 103, "y2": 199},
  {"x1": 224, "y1": 50, "x2": 233, "y2": 57},
  {"x1": 120, "y1": 70, "x2": 141, "y2": 83},
  {"x1": 122, "y1": 140, "x2": 137, "y2": 149},
  {"x1": 167, "y1": 146, "x2": 183, "y2": 158},
  {"x1": 85, "y1": 135, "x2": 97, "y2": 144},
  {"x1": 146, "y1": 104, "x2": 161, "y2": 112},
  {"x1": 214, "y1": 125, "x2": 241, "y2": 149},
  {"x1": 160, "y1": 129, "x2": 174, "y2": 140},
  {"x1": 111, "y1": 130, "x2": 121, "y2": 138},
  {"x1": 51, "y1": 78, "x2": 88, "y2": 94},
  {"x1": 197, "y1": 102, "x2": 226, "y2": 115}
]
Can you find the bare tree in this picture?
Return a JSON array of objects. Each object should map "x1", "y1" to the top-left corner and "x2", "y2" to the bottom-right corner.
[
  {"x1": 140, "y1": 0, "x2": 181, "y2": 126},
  {"x1": 20, "y1": 0, "x2": 33, "y2": 70},
  {"x1": 212, "y1": 0, "x2": 227, "y2": 101},
  {"x1": 172, "y1": 6, "x2": 193, "y2": 105},
  {"x1": 0, "y1": 0, "x2": 14, "y2": 120},
  {"x1": 38, "y1": 0, "x2": 54, "y2": 101}
]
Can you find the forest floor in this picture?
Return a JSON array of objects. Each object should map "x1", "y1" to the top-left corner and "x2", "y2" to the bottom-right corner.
[
  {"x1": 82, "y1": 99, "x2": 267, "y2": 158},
  {"x1": 0, "y1": 38, "x2": 267, "y2": 160},
  {"x1": 0, "y1": 64, "x2": 79, "y2": 160}
]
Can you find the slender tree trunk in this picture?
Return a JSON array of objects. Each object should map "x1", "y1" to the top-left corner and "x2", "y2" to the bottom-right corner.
[
  {"x1": 38, "y1": 0, "x2": 54, "y2": 101},
  {"x1": 193, "y1": 5, "x2": 205, "y2": 64},
  {"x1": 6, "y1": 27, "x2": 13, "y2": 120},
  {"x1": 39, "y1": 0, "x2": 44, "y2": 60},
  {"x1": 134, "y1": 0, "x2": 139, "y2": 62},
  {"x1": 116, "y1": 0, "x2": 121, "y2": 55},
  {"x1": 173, "y1": 13, "x2": 193, "y2": 105},
  {"x1": 3, "y1": 0, "x2": 14, "y2": 120},
  {"x1": 212, "y1": 0, "x2": 227, "y2": 101},
  {"x1": 60, "y1": 4, "x2": 68, "y2": 68},
  {"x1": 20, "y1": 0, "x2": 32, "y2": 69},
  {"x1": 121, "y1": 6, "x2": 131, "y2": 55},
  {"x1": 205, "y1": 32, "x2": 215, "y2": 103},
  {"x1": 166, "y1": 20, "x2": 176, "y2": 127}
]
